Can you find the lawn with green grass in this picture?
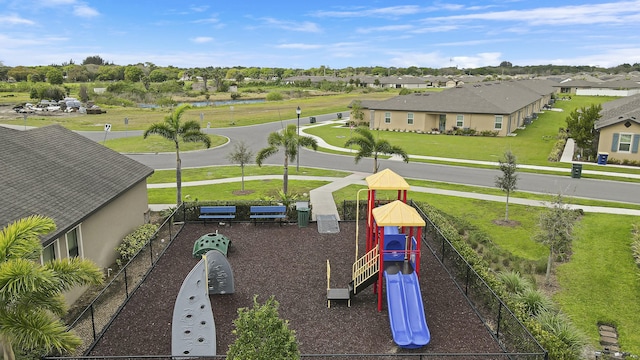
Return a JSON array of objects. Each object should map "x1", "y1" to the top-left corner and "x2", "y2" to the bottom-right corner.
[
  {"x1": 147, "y1": 165, "x2": 350, "y2": 184},
  {"x1": 148, "y1": 179, "x2": 329, "y2": 203},
  {"x1": 555, "y1": 214, "x2": 640, "y2": 354},
  {"x1": 102, "y1": 133, "x2": 228, "y2": 153},
  {"x1": 304, "y1": 96, "x2": 621, "y2": 166}
]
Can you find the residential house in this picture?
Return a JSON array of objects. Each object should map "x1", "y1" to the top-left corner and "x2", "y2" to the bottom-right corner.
[
  {"x1": 595, "y1": 94, "x2": 640, "y2": 163},
  {"x1": 355, "y1": 79, "x2": 556, "y2": 136},
  {"x1": 0, "y1": 125, "x2": 154, "y2": 303},
  {"x1": 554, "y1": 78, "x2": 640, "y2": 96}
]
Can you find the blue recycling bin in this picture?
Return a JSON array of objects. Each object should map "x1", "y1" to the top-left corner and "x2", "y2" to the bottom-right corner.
[{"x1": 597, "y1": 152, "x2": 609, "y2": 165}]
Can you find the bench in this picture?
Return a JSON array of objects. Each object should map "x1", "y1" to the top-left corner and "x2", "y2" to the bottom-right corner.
[
  {"x1": 199, "y1": 206, "x2": 236, "y2": 225},
  {"x1": 250, "y1": 205, "x2": 287, "y2": 225}
]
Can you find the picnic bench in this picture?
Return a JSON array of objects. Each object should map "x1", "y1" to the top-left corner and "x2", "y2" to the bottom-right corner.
[
  {"x1": 199, "y1": 206, "x2": 236, "y2": 224},
  {"x1": 250, "y1": 205, "x2": 287, "y2": 225}
]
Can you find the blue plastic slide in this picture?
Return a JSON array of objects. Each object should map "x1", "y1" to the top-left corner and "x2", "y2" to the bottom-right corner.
[{"x1": 385, "y1": 271, "x2": 431, "y2": 348}]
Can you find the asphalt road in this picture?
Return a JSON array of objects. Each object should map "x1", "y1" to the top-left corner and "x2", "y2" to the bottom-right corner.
[{"x1": 80, "y1": 114, "x2": 640, "y2": 206}]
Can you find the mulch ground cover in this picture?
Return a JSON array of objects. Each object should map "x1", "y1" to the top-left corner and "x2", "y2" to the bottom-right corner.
[{"x1": 89, "y1": 221, "x2": 502, "y2": 357}]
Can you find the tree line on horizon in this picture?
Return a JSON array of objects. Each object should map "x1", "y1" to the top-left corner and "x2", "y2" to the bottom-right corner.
[{"x1": 1, "y1": 55, "x2": 639, "y2": 84}]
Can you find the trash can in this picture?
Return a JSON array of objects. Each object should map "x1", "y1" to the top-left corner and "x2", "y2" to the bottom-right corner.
[
  {"x1": 337, "y1": 113, "x2": 342, "y2": 119},
  {"x1": 309, "y1": 116, "x2": 316, "y2": 123},
  {"x1": 571, "y1": 163, "x2": 582, "y2": 179},
  {"x1": 597, "y1": 152, "x2": 609, "y2": 165},
  {"x1": 297, "y1": 208, "x2": 310, "y2": 227}
]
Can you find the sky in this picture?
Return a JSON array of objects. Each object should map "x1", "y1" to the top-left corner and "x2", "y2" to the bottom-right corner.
[{"x1": 1, "y1": 0, "x2": 640, "y2": 70}]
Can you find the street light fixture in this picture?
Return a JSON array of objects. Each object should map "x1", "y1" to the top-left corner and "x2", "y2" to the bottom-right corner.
[{"x1": 296, "y1": 106, "x2": 301, "y2": 171}]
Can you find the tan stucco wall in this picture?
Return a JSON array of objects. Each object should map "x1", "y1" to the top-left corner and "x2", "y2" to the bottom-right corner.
[
  {"x1": 366, "y1": 110, "x2": 512, "y2": 136},
  {"x1": 597, "y1": 122, "x2": 640, "y2": 163},
  {"x1": 57, "y1": 181, "x2": 150, "y2": 304}
]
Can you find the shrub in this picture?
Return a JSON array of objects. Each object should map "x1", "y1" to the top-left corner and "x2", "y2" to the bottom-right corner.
[
  {"x1": 536, "y1": 310, "x2": 586, "y2": 356},
  {"x1": 266, "y1": 91, "x2": 283, "y2": 101},
  {"x1": 399, "y1": 88, "x2": 412, "y2": 95},
  {"x1": 115, "y1": 223, "x2": 159, "y2": 268},
  {"x1": 497, "y1": 270, "x2": 533, "y2": 294},
  {"x1": 516, "y1": 288, "x2": 555, "y2": 316}
]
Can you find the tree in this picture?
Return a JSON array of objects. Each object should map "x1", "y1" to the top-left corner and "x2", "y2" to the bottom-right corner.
[
  {"x1": 227, "y1": 141, "x2": 253, "y2": 191},
  {"x1": 255, "y1": 124, "x2": 318, "y2": 194},
  {"x1": 565, "y1": 104, "x2": 602, "y2": 160},
  {"x1": 495, "y1": 150, "x2": 518, "y2": 221},
  {"x1": 226, "y1": 295, "x2": 299, "y2": 360},
  {"x1": 82, "y1": 55, "x2": 106, "y2": 65},
  {"x1": 143, "y1": 105, "x2": 211, "y2": 205},
  {"x1": 349, "y1": 100, "x2": 365, "y2": 126},
  {"x1": 533, "y1": 195, "x2": 580, "y2": 284},
  {"x1": 0, "y1": 215, "x2": 103, "y2": 360},
  {"x1": 344, "y1": 127, "x2": 409, "y2": 173},
  {"x1": 124, "y1": 65, "x2": 143, "y2": 82}
]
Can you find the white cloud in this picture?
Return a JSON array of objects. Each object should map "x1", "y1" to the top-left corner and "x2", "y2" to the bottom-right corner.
[
  {"x1": 193, "y1": 16, "x2": 220, "y2": 24},
  {"x1": 73, "y1": 4, "x2": 99, "y2": 18},
  {"x1": 426, "y1": 1, "x2": 640, "y2": 26},
  {"x1": 261, "y1": 18, "x2": 321, "y2": 33},
  {"x1": 356, "y1": 25, "x2": 414, "y2": 34},
  {"x1": 276, "y1": 43, "x2": 323, "y2": 50},
  {"x1": 191, "y1": 37, "x2": 213, "y2": 43},
  {"x1": 0, "y1": 13, "x2": 36, "y2": 26},
  {"x1": 313, "y1": 5, "x2": 425, "y2": 18},
  {"x1": 190, "y1": 5, "x2": 209, "y2": 13},
  {"x1": 388, "y1": 51, "x2": 503, "y2": 68}
]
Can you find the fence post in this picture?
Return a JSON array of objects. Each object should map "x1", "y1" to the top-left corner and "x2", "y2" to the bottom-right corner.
[
  {"x1": 124, "y1": 267, "x2": 129, "y2": 298},
  {"x1": 496, "y1": 302, "x2": 503, "y2": 340},
  {"x1": 149, "y1": 238, "x2": 154, "y2": 265},
  {"x1": 465, "y1": 266, "x2": 470, "y2": 296},
  {"x1": 90, "y1": 304, "x2": 96, "y2": 340}
]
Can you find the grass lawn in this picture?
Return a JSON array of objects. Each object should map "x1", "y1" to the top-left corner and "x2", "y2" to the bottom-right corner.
[
  {"x1": 3, "y1": 90, "x2": 399, "y2": 131},
  {"x1": 147, "y1": 165, "x2": 350, "y2": 184},
  {"x1": 102, "y1": 133, "x2": 228, "y2": 153},
  {"x1": 304, "y1": 96, "x2": 623, "y2": 166},
  {"x1": 555, "y1": 214, "x2": 640, "y2": 354},
  {"x1": 147, "y1": 179, "x2": 329, "y2": 204}
]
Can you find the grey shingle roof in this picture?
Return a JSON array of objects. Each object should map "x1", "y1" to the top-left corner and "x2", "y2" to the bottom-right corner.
[
  {"x1": 363, "y1": 80, "x2": 555, "y2": 115},
  {"x1": 596, "y1": 94, "x2": 640, "y2": 129},
  {"x1": 0, "y1": 125, "x2": 154, "y2": 243}
]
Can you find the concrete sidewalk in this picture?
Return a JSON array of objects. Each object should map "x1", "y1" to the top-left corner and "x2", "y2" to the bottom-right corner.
[{"x1": 148, "y1": 174, "x2": 640, "y2": 217}]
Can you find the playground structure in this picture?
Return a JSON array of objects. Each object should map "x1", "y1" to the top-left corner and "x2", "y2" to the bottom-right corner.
[
  {"x1": 327, "y1": 169, "x2": 431, "y2": 349},
  {"x1": 172, "y1": 232, "x2": 236, "y2": 357}
]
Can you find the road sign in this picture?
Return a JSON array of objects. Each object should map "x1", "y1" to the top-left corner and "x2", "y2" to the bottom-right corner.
[
  {"x1": 104, "y1": 123, "x2": 112, "y2": 132},
  {"x1": 124, "y1": 117, "x2": 128, "y2": 125}
]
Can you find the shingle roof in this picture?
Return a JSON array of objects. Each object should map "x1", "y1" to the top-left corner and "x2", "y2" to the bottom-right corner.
[
  {"x1": 363, "y1": 79, "x2": 555, "y2": 115},
  {"x1": 0, "y1": 125, "x2": 154, "y2": 243},
  {"x1": 595, "y1": 94, "x2": 640, "y2": 129}
]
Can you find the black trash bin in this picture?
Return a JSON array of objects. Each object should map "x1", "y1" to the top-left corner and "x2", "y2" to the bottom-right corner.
[
  {"x1": 337, "y1": 113, "x2": 342, "y2": 119},
  {"x1": 571, "y1": 163, "x2": 582, "y2": 179},
  {"x1": 310, "y1": 116, "x2": 316, "y2": 124}
]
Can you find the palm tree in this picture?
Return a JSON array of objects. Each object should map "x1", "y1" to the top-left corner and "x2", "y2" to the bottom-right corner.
[
  {"x1": 0, "y1": 215, "x2": 103, "y2": 360},
  {"x1": 144, "y1": 104, "x2": 211, "y2": 205},
  {"x1": 344, "y1": 127, "x2": 409, "y2": 173},
  {"x1": 255, "y1": 124, "x2": 318, "y2": 194}
]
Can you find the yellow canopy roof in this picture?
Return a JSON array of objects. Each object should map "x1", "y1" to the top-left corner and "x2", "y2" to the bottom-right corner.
[
  {"x1": 365, "y1": 168, "x2": 410, "y2": 190},
  {"x1": 372, "y1": 200, "x2": 425, "y2": 227}
]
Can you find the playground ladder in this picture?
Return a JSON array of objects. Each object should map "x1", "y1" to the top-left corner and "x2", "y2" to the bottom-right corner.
[{"x1": 352, "y1": 246, "x2": 379, "y2": 295}]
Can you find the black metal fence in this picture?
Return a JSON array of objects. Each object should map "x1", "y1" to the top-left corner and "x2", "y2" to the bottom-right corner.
[
  {"x1": 61, "y1": 200, "x2": 547, "y2": 360},
  {"x1": 66, "y1": 209, "x2": 185, "y2": 355}
]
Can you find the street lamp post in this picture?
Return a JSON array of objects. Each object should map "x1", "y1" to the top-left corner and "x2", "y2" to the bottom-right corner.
[{"x1": 296, "y1": 106, "x2": 301, "y2": 171}]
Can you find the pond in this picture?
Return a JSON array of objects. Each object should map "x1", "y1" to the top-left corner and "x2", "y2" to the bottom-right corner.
[{"x1": 138, "y1": 99, "x2": 265, "y2": 108}]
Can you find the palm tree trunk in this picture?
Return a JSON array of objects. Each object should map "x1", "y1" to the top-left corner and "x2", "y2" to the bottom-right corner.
[
  {"x1": 175, "y1": 143, "x2": 182, "y2": 206},
  {"x1": 1, "y1": 336, "x2": 16, "y2": 360},
  {"x1": 373, "y1": 155, "x2": 378, "y2": 173},
  {"x1": 283, "y1": 155, "x2": 289, "y2": 194}
]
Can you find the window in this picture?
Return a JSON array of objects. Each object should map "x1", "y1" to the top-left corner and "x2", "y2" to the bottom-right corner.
[
  {"x1": 66, "y1": 227, "x2": 80, "y2": 258},
  {"x1": 407, "y1": 113, "x2": 414, "y2": 125},
  {"x1": 42, "y1": 242, "x2": 57, "y2": 264},
  {"x1": 618, "y1": 133, "x2": 632, "y2": 152},
  {"x1": 494, "y1": 116, "x2": 503, "y2": 130},
  {"x1": 456, "y1": 115, "x2": 464, "y2": 127},
  {"x1": 384, "y1": 112, "x2": 391, "y2": 124}
]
